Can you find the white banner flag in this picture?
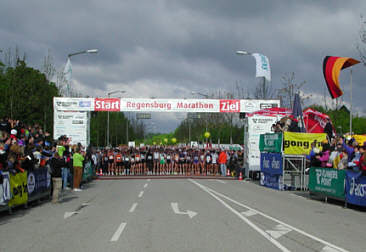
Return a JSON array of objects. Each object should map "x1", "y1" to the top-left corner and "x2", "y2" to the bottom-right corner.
[
  {"x1": 63, "y1": 58, "x2": 72, "y2": 83},
  {"x1": 252, "y1": 53, "x2": 271, "y2": 82}
]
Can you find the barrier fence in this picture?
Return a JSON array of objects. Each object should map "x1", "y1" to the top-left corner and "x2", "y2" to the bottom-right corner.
[
  {"x1": 0, "y1": 161, "x2": 94, "y2": 214},
  {"x1": 308, "y1": 167, "x2": 366, "y2": 207},
  {"x1": 259, "y1": 132, "x2": 320, "y2": 191}
]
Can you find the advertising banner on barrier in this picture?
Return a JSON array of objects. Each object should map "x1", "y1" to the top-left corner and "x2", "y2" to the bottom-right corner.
[
  {"x1": 260, "y1": 153, "x2": 283, "y2": 190},
  {"x1": 260, "y1": 152, "x2": 283, "y2": 175},
  {"x1": 345, "y1": 170, "x2": 366, "y2": 207},
  {"x1": 260, "y1": 173, "x2": 283, "y2": 190},
  {"x1": 0, "y1": 171, "x2": 11, "y2": 206},
  {"x1": 259, "y1": 133, "x2": 282, "y2": 153},
  {"x1": 27, "y1": 167, "x2": 51, "y2": 198},
  {"x1": 54, "y1": 97, "x2": 280, "y2": 113},
  {"x1": 9, "y1": 172, "x2": 28, "y2": 207},
  {"x1": 308, "y1": 167, "x2": 345, "y2": 199},
  {"x1": 283, "y1": 132, "x2": 326, "y2": 155}
]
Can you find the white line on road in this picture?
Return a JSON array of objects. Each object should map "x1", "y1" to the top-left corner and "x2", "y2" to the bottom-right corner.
[
  {"x1": 147, "y1": 179, "x2": 151, "y2": 181},
  {"x1": 189, "y1": 179, "x2": 290, "y2": 252},
  {"x1": 215, "y1": 179, "x2": 226, "y2": 184},
  {"x1": 64, "y1": 211, "x2": 80, "y2": 219},
  {"x1": 266, "y1": 224, "x2": 292, "y2": 239},
  {"x1": 171, "y1": 202, "x2": 198, "y2": 219},
  {"x1": 144, "y1": 183, "x2": 148, "y2": 188},
  {"x1": 241, "y1": 209, "x2": 257, "y2": 217},
  {"x1": 129, "y1": 203, "x2": 138, "y2": 213},
  {"x1": 138, "y1": 191, "x2": 144, "y2": 198},
  {"x1": 194, "y1": 180, "x2": 348, "y2": 252},
  {"x1": 322, "y1": 246, "x2": 343, "y2": 252},
  {"x1": 110, "y1": 222, "x2": 127, "y2": 242}
]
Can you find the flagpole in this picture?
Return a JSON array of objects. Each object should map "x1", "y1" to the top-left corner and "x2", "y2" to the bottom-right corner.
[{"x1": 350, "y1": 67, "x2": 353, "y2": 135}]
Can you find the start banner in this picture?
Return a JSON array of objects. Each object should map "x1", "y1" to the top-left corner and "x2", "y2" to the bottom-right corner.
[
  {"x1": 54, "y1": 97, "x2": 280, "y2": 113},
  {"x1": 283, "y1": 132, "x2": 327, "y2": 155}
]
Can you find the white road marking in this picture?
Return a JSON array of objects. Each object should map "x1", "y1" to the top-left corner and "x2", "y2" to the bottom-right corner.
[
  {"x1": 266, "y1": 224, "x2": 292, "y2": 239},
  {"x1": 64, "y1": 211, "x2": 79, "y2": 219},
  {"x1": 129, "y1": 203, "x2": 138, "y2": 213},
  {"x1": 189, "y1": 179, "x2": 290, "y2": 252},
  {"x1": 138, "y1": 191, "x2": 144, "y2": 198},
  {"x1": 110, "y1": 222, "x2": 127, "y2": 242},
  {"x1": 241, "y1": 209, "x2": 257, "y2": 217},
  {"x1": 171, "y1": 202, "x2": 197, "y2": 219},
  {"x1": 215, "y1": 179, "x2": 226, "y2": 184},
  {"x1": 321, "y1": 246, "x2": 343, "y2": 252},
  {"x1": 192, "y1": 180, "x2": 349, "y2": 252},
  {"x1": 144, "y1": 183, "x2": 148, "y2": 188},
  {"x1": 147, "y1": 179, "x2": 151, "y2": 181}
]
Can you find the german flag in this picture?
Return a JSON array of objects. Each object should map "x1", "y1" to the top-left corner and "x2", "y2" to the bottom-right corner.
[{"x1": 323, "y1": 56, "x2": 360, "y2": 99}]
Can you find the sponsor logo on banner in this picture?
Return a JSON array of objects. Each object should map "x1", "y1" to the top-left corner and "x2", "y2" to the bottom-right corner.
[
  {"x1": 260, "y1": 103, "x2": 278, "y2": 109},
  {"x1": 94, "y1": 98, "x2": 120, "y2": 111},
  {"x1": 349, "y1": 177, "x2": 366, "y2": 197},
  {"x1": 57, "y1": 115, "x2": 73, "y2": 120},
  {"x1": 27, "y1": 172, "x2": 36, "y2": 194},
  {"x1": 220, "y1": 100, "x2": 240, "y2": 113},
  {"x1": 283, "y1": 132, "x2": 326, "y2": 155},
  {"x1": 79, "y1": 101, "x2": 91, "y2": 108},
  {"x1": 56, "y1": 101, "x2": 78, "y2": 108},
  {"x1": 47, "y1": 172, "x2": 51, "y2": 188},
  {"x1": 315, "y1": 169, "x2": 338, "y2": 187}
]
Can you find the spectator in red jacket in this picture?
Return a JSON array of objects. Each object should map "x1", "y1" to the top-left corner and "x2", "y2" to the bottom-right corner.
[{"x1": 219, "y1": 149, "x2": 227, "y2": 176}]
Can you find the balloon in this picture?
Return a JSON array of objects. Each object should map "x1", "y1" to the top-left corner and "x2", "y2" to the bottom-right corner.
[
  {"x1": 164, "y1": 138, "x2": 168, "y2": 143},
  {"x1": 204, "y1": 131, "x2": 210, "y2": 138},
  {"x1": 171, "y1": 138, "x2": 177, "y2": 143}
]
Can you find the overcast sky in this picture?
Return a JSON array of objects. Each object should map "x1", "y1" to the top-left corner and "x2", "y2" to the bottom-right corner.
[{"x1": 1, "y1": 0, "x2": 365, "y2": 133}]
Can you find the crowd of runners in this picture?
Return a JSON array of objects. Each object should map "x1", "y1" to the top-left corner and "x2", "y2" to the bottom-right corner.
[{"x1": 99, "y1": 146, "x2": 243, "y2": 176}]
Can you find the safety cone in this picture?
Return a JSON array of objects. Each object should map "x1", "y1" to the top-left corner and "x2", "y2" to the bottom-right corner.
[
  {"x1": 239, "y1": 172, "x2": 243, "y2": 181},
  {"x1": 226, "y1": 169, "x2": 230, "y2": 176},
  {"x1": 99, "y1": 168, "x2": 103, "y2": 176}
]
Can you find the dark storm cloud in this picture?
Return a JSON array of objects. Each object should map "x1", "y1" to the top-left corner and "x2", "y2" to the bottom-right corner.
[{"x1": 1, "y1": 0, "x2": 365, "y2": 132}]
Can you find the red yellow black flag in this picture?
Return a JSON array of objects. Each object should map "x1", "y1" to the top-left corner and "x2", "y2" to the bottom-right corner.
[{"x1": 323, "y1": 56, "x2": 360, "y2": 99}]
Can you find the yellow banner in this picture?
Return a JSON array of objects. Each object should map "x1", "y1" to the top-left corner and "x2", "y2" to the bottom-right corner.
[
  {"x1": 9, "y1": 171, "x2": 28, "y2": 207},
  {"x1": 353, "y1": 135, "x2": 366, "y2": 146},
  {"x1": 284, "y1": 132, "x2": 327, "y2": 155}
]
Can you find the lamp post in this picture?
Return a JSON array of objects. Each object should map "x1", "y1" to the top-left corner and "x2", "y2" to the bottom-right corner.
[
  {"x1": 191, "y1": 91, "x2": 209, "y2": 132},
  {"x1": 65, "y1": 49, "x2": 98, "y2": 97},
  {"x1": 106, "y1": 90, "x2": 126, "y2": 147}
]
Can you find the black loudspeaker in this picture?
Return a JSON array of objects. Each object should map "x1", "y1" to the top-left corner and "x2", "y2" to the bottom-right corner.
[{"x1": 239, "y1": 112, "x2": 246, "y2": 119}]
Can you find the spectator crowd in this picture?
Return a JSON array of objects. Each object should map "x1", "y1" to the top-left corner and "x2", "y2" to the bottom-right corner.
[{"x1": 0, "y1": 117, "x2": 95, "y2": 204}]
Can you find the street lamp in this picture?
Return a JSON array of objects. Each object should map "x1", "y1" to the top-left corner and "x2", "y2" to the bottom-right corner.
[
  {"x1": 107, "y1": 90, "x2": 126, "y2": 147},
  {"x1": 64, "y1": 49, "x2": 98, "y2": 97},
  {"x1": 191, "y1": 91, "x2": 209, "y2": 132}
]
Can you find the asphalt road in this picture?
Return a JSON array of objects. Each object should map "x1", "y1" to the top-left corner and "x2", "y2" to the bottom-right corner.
[{"x1": 1, "y1": 178, "x2": 365, "y2": 252}]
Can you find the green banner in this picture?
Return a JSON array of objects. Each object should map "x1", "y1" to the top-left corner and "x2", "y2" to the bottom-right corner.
[
  {"x1": 308, "y1": 167, "x2": 345, "y2": 199},
  {"x1": 259, "y1": 133, "x2": 282, "y2": 153},
  {"x1": 9, "y1": 172, "x2": 28, "y2": 207}
]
